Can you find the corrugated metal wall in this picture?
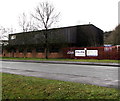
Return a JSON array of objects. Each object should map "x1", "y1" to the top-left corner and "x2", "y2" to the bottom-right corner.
[{"x1": 9, "y1": 24, "x2": 103, "y2": 47}]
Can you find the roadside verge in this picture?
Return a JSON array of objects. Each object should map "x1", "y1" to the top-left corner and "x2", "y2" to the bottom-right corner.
[{"x1": 1, "y1": 59, "x2": 119, "y2": 67}]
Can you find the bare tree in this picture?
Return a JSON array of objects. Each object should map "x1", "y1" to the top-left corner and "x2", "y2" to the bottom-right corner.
[
  {"x1": 0, "y1": 26, "x2": 8, "y2": 40},
  {"x1": 19, "y1": 13, "x2": 28, "y2": 32},
  {"x1": 19, "y1": 13, "x2": 37, "y2": 32},
  {"x1": 32, "y1": 1, "x2": 60, "y2": 59},
  {"x1": 0, "y1": 26, "x2": 14, "y2": 40}
]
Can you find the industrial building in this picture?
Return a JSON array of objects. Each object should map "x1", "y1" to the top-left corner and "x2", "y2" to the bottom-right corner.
[{"x1": 2, "y1": 24, "x2": 104, "y2": 58}]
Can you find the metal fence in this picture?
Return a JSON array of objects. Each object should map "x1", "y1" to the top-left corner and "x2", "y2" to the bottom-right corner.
[{"x1": 63, "y1": 46, "x2": 120, "y2": 60}]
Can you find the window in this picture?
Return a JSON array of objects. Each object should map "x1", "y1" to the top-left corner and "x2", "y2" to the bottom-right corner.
[
  {"x1": 49, "y1": 47, "x2": 59, "y2": 53},
  {"x1": 19, "y1": 49, "x2": 24, "y2": 53},
  {"x1": 8, "y1": 49, "x2": 12, "y2": 53},
  {"x1": 13, "y1": 49, "x2": 16, "y2": 52},
  {"x1": 36, "y1": 48, "x2": 44, "y2": 53},
  {"x1": 8, "y1": 49, "x2": 16, "y2": 53},
  {"x1": 11, "y1": 35, "x2": 16, "y2": 40},
  {"x1": 27, "y1": 48, "x2": 32, "y2": 52}
]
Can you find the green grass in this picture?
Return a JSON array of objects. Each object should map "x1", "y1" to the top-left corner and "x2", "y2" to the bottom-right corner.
[
  {"x1": 2, "y1": 73, "x2": 119, "y2": 100},
  {"x1": 1, "y1": 57, "x2": 119, "y2": 63}
]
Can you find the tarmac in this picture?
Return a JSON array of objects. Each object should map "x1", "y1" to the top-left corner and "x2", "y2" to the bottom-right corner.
[
  {"x1": 1, "y1": 59, "x2": 120, "y2": 67},
  {"x1": 1, "y1": 59, "x2": 119, "y2": 88}
]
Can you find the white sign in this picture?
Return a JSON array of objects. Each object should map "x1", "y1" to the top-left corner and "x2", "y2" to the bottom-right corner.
[
  {"x1": 11, "y1": 35, "x2": 16, "y2": 40},
  {"x1": 87, "y1": 50, "x2": 98, "y2": 56},
  {"x1": 75, "y1": 50, "x2": 85, "y2": 56}
]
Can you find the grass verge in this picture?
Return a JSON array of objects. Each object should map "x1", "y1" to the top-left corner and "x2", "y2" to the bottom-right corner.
[
  {"x1": 1, "y1": 57, "x2": 119, "y2": 63},
  {"x1": 2, "y1": 73, "x2": 119, "y2": 100}
]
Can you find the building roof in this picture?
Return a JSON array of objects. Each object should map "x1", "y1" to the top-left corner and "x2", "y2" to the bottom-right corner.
[{"x1": 10, "y1": 24, "x2": 103, "y2": 35}]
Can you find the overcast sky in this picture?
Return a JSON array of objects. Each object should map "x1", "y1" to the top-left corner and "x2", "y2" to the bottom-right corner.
[{"x1": 0, "y1": 0, "x2": 119, "y2": 32}]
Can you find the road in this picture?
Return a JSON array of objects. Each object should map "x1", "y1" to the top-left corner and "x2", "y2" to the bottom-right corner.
[{"x1": 1, "y1": 61, "x2": 119, "y2": 88}]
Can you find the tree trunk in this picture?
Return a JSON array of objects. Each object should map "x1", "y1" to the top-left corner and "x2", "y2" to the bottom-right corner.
[{"x1": 45, "y1": 29, "x2": 48, "y2": 59}]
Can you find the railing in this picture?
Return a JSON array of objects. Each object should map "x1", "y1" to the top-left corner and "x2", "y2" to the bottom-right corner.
[{"x1": 62, "y1": 46, "x2": 120, "y2": 60}]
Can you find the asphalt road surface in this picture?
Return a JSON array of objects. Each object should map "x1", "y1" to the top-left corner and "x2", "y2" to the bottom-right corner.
[{"x1": 1, "y1": 61, "x2": 119, "y2": 88}]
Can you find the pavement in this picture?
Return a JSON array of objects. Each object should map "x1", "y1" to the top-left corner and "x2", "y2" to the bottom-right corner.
[{"x1": 1, "y1": 59, "x2": 120, "y2": 67}]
